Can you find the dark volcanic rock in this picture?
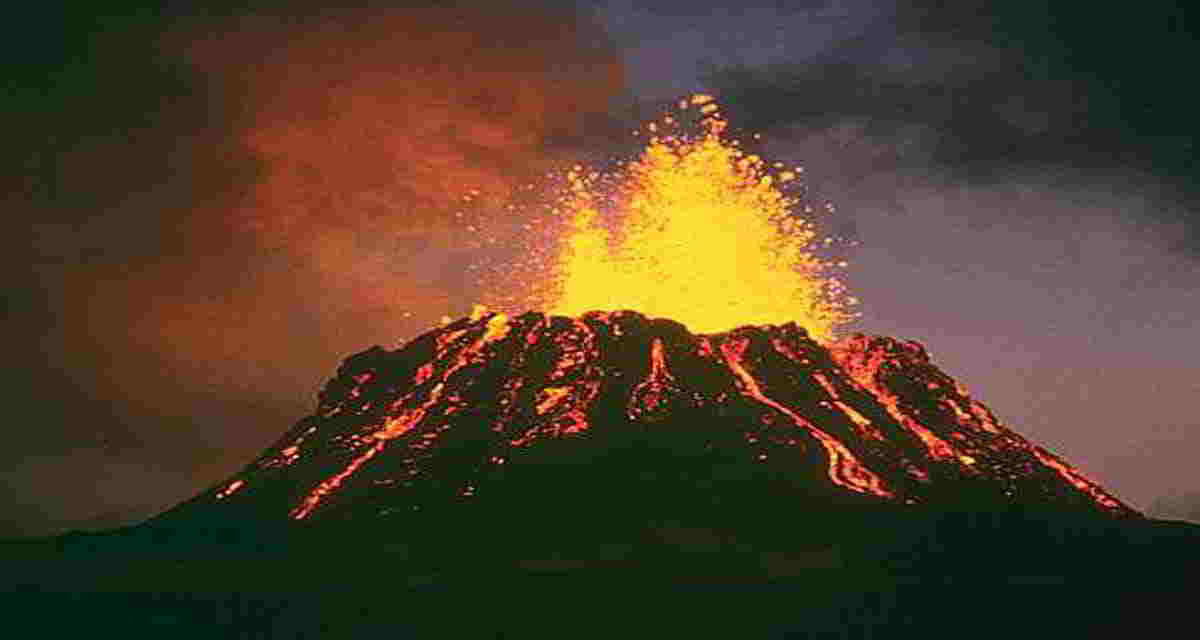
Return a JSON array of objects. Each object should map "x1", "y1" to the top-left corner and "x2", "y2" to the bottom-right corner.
[{"x1": 144, "y1": 309, "x2": 1135, "y2": 548}]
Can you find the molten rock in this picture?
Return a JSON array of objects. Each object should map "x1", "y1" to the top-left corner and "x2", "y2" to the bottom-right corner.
[{"x1": 166, "y1": 309, "x2": 1134, "y2": 532}]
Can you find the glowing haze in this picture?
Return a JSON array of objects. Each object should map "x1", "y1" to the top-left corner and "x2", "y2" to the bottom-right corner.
[{"x1": 541, "y1": 95, "x2": 856, "y2": 342}]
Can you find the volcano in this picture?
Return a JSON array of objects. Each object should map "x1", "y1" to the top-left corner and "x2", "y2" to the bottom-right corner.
[
  {"x1": 12, "y1": 89, "x2": 1196, "y2": 635},
  {"x1": 12, "y1": 310, "x2": 1199, "y2": 639},
  {"x1": 98, "y1": 306, "x2": 1167, "y2": 583},
  {"x1": 172, "y1": 309, "x2": 1134, "y2": 525}
]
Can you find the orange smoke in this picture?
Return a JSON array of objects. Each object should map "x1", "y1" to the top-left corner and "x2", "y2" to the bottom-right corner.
[
  {"x1": 179, "y1": 3, "x2": 625, "y2": 263},
  {"x1": 541, "y1": 95, "x2": 856, "y2": 341},
  {"x1": 8, "y1": 1, "x2": 628, "y2": 534}
]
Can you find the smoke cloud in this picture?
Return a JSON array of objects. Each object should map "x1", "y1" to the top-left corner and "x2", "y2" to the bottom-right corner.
[{"x1": 5, "y1": 1, "x2": 627, "y2": 536}]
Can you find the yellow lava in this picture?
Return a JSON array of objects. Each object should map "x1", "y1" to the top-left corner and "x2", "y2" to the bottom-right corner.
[{"x1": 545, "y1": 94, "x2": 855, "y2": 342}]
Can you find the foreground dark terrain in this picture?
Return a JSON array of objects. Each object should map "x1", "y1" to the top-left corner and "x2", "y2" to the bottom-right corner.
[
  {"x1": 6, "y1": 310, "x2": 1196, "y2": 637},
  {"x1": 5, "y1": 497, "x2": 1197, "y2": 638}
]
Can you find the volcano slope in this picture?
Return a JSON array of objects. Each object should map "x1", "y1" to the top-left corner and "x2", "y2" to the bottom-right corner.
[
  {"x1": 8, "y1": 310, "x2": 1198, "y2": 636},
  {"x1": 45, "y1": 310, "x2": 1195, "y2": 567}
]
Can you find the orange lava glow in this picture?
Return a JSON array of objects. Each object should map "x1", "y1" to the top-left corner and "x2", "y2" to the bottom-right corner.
[
  {"x1": 831, "y1": 341, "x2": 965, "y2": 465},
  {"x1": 535, "y1": 386, "x2": 571, "y2": 415},
  {"x1": 291, "y1": 440, "x2": 385, "y2": 520},
  {"x1": 628, "y1": 338, "x2": 677, "y2": 419},
  {"x1": 720, "y1": 337, "x2": 893, "y2": 498},
  {"x1": 543, "y1": 94, "x2": 855, "y2": 342},
  {"x1": 812, "y1": 373, "x2": 885, "y2": 441},
  {"x1": 1031, "y1": 446, "x2": 1127, "y2": 511},
  {"x1": 290, "y1": 311, "x2": 513, "y2": 519},
  {"x1": 214, "y1": 479, "x2": 245, "y2": 500}
]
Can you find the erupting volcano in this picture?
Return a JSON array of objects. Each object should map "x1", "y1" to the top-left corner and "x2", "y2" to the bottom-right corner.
[
  {"x1": 17, "y1": 91, "x2": 1199, "y2": 640},
  {"x1": 154, "y1": 94, "x2": 1137, "y2": 545},
  {"x1": 77, "y1": 92, "x2": 1180, "y2": 595}
]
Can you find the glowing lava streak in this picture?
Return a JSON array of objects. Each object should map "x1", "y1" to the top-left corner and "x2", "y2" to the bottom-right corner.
[
  {"x1": 832, "y1": 342, "x2": 962, "y2": 464},
  {"x1": 720, "y1": 337, "x2": 893, "y2": 498},
  {"x1": 546, "y1": 94, "x2": 854, "y2": 343},
  {"x1": 1031, "y1": 446, "x2": 1127, "y2": 511},
  {"x1": 290, "y1": 312, "x2": 511, "y2": 520},
  {"x1": 215, "y1": 479, "x2": 245, "y2": 500},
  {"x1": 290, "y1": 441, "x2": 385, "y2": 520},
  {"x1": 628, "y1": 337, "x2": 676, "y2": 419}
]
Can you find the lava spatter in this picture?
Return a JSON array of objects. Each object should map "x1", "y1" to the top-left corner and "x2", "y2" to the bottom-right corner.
[{"x1": 476, "y1": 94, "x2": 856, "y2": 342}]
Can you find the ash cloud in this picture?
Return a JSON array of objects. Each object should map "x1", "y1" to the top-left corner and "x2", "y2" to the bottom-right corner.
[{"x1": 4, "y1": 1, "x2": 627, "y2": 536}]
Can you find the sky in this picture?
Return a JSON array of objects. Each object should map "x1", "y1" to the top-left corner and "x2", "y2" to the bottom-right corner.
[{"x1": 5, "y1": 0, "x2": 1199, "y2": 536}]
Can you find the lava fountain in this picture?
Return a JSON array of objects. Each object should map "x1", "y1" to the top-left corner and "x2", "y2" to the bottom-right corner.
[{"x1": 480, "y1": 94, "x2": 856, "y2": 343}]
